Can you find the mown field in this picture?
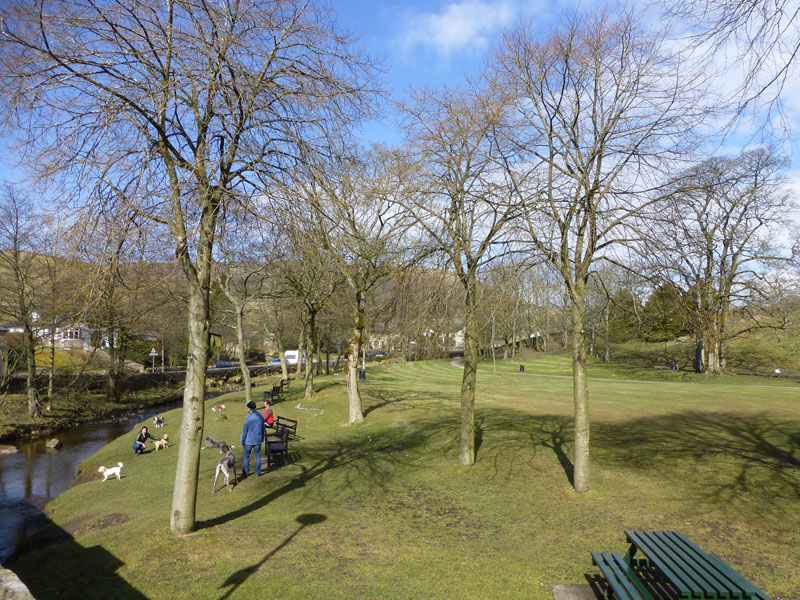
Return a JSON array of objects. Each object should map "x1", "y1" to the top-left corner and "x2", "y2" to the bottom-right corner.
[{"x1": 10, "y1": 354, "x2": 800, "y2": 599}]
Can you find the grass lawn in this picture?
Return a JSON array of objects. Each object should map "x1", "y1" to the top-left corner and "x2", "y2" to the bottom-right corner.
[{"x1": 10, "y1": 356, "x2": 800, "y2": 599}]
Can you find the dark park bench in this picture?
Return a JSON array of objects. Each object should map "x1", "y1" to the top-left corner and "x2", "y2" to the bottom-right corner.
[
  {"x1": 263, "y1": 380, "x2": 284, "y2": 403},
  {"x1": 263, "y1": 426, "x2": 289, "y2": 470},
  {"x1": 262, "y1": 416, "x2": 298, "y2": 470},
  {"x1": 275, "y1": 416, "x2": 298, "y2": 440},
  {"x1": 592, "y1": 530, "x2": 772, "y2": 600}
]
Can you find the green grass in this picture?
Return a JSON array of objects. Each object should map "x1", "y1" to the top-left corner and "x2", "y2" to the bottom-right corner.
[{"x1": 10, "y1": 357, "x2": 800, "y2": 600}]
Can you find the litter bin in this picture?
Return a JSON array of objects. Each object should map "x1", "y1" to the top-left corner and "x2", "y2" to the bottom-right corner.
[
  {"x1": 359, "y1": 367, "x2": 366, "y2": 381},
  {"x1": 520, "y1": 364, "x2": 525, "y2": 373}
]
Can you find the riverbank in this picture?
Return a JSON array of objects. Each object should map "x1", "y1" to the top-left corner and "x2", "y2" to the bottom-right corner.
[
  {"x1": 0, "y1": 369, "x2": 280, "y2": 444},
  {"x1": 0, "y1": 388, "x2": 184, "y2": 445}
]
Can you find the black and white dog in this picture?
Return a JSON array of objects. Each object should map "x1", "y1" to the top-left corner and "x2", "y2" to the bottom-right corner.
[
  {"x1": 153, "y1": 416, "x2": 165, "y2": 428},
  {"x1": 212, "y1": 445, "x2": 237, "y2": 493}
]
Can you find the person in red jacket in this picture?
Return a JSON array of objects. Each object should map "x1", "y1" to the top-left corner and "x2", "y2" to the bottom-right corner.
[{"x1": 263, "y1": 399, "x2": 275, "y2": 429}]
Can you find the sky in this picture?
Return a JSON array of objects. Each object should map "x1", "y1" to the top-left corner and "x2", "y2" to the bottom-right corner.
[
  {"x1": 2, "y1": 0, "x2": 799, "y2": 198},
  {"x1": 333, "y1": 0, "x2": 565, "y2": 145}
]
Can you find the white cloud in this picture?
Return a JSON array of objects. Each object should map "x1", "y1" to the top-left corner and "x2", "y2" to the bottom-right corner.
[{"x1": 397, "y1": 1, "x2": 517, "y2": 57}]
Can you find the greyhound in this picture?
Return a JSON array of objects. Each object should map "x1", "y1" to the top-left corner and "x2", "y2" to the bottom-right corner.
[
  {"x1": 202, "y1": 436, "x2": 231, "y2": 450},
  {"x1": 212, "y1": 445, "x2": 237, "y2": 493}
]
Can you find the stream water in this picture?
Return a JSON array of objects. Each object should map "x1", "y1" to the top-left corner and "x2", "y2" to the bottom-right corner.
[{"x1": 0, "y1": 404, "x2": 178, "y2": 564}]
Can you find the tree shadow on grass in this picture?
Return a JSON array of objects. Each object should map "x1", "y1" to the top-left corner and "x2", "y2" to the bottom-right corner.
[
  {"x1": 346, "y1": 379, "x2": 799, "y2": 504},
  {"x1": 217, "y1": 513, "x2": 326, "y2": 600},
  {"x1": 11, "y1": 502, "x2": 149, "y2": 600},
  {"x1": 594, "y1": 410, "x2": 800, "y2": 503},
  {"x1": 196, "y1": 426, "x2": 431, "y2": 530},
  {"x1": 363, "y1": 389, "x2": 436, "y2": 418},
  {"x1": 463, "y1": 407, "x2": 800, "y2": 503}
]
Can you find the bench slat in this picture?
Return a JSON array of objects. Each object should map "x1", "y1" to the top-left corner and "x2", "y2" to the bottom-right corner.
[
  {"x1": 664, "y1": 532, "x2": 747, "y2": 599},
  {"x1": 652, "y1": 530, "x2": 741, "y2": 599},
  {"x1": 706, "y1": 554, "x2": 772, "y2": 600},
  {"x1": 626, "y1": 530, "x2": 766, "y2": 600},
  {"x1": 627, "y1": 530, "x2": 700, "y2": 598},
  {"x1": 592, "y1": 552, "x2": 653, "y2": 600},
  {"x1": 611, "y1": 553, "x2": 655, "y2": 600}
]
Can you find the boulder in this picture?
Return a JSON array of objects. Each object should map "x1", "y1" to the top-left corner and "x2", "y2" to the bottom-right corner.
[
  {"x1": 0, "y1": 444, "x2": 18, "y2": 455},
  {"x1": 46, "y1": 438, "x2": 63, "y2": 449}
]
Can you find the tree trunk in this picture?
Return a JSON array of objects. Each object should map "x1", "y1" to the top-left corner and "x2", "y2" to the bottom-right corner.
[
  {"x1": 298, "y1": 327, "x2": 306, "y2": 380},
  {"x1": 170, "y1": 289, "x2": 209, "y2": 535},
  {"x1": 47, "y1": 325, "x2": 56, "y2": 411},
  {"x1": 459, "y1": 280, "x2": 478, "y2": 466},
  {"x1": 603, "y1": 304, "x2": 610, "y2": 363},
  {"x1": 24, "y1": 325, "x2": 38, "y2": 420},
  {"x1": 275, "y1": 337, "x2": 288, "y2": 382},
  {"x1": 234, "y1": 307, "x2": 253, "y2": 404},
  {"x1": 694, "y1": 338, "x2": 706, "y2": 373},
  {"x1": 304, "y1": 312, "x2": 316, "y2": 400},
  {"x1": 571, "y1": 292, "x2": 590, "y2": 493},
  {"x1": 347, "y1": 290, "x2": 365, "y2": 424}
]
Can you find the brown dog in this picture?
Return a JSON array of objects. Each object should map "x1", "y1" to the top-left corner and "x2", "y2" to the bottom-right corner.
[{"x1": 153, "y1": 434, "x2": 169, "y2": 451}]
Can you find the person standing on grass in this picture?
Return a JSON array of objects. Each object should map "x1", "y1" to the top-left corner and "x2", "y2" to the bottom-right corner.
[{"x1": 240, "y1": 400, "x2": 264, "y2": 477}]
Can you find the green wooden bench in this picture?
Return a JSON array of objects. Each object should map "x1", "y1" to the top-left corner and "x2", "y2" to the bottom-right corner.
[
  {"x1": 591, "y1": 551, "x2": 654, "y2": 600},
  {"x1": 592, "y1": 531, "x2": 772, "y2": 600}
]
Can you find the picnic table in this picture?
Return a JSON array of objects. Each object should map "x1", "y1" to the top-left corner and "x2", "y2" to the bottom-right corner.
[{"x1": 591, "y1": 530, "x2": 771, "y2": 600}]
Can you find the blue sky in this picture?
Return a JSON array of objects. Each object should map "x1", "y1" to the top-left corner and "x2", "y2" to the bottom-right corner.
[
  {"x1": 2, "y1": 0, "x2": 798, "y2": 192},
  {"x1": 335, "y1": 0, "x2": 560, "y2": 145}
]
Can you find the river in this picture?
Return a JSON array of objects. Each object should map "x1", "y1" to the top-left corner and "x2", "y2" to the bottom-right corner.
[{"x1": 0, "y1": 404, "x2": 177, "y2": 564}]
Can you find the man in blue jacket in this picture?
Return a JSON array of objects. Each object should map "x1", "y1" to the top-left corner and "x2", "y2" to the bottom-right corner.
[{"x1": 240, "y1": 400, "x2": 265, "y2": 477}]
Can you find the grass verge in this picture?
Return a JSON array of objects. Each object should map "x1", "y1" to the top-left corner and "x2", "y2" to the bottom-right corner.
[{"x1": 9, "y1": 358, "x2": 800, "y2": 599}]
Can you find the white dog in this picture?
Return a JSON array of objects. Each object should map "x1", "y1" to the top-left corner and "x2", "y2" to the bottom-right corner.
[
  {"x1": 98, "y1": 462, "x2": 124, "y2": 481},
  {"x1": 153, "y1": 416, "x2": 165, "y2": 428}
]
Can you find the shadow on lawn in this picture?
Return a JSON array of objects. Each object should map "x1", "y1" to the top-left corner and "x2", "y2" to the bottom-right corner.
[
  {"x1": 360, "y1": 384, "x2": 799, "y2": 500},
  {"x1": 11, "y1": 502, "x2": 149, "y2": 600},
  {"x1": 466, "y1": 408, "x2": 800, "y2": 502},
  {"x1": 196, "y1": 427, "x2": 429, "y2": 530},
  {"x1": 217, "y1": 513, "x2": 326, "y2": 600}
]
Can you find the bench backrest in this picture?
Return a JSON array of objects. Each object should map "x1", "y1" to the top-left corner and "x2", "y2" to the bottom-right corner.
[{"x1": 275, "y1": 416, "x2": 298, "y2": 439}]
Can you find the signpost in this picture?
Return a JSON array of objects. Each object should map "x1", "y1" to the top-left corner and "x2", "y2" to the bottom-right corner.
[{"x1": 150, "y1": 347, "x2": 158, "y2": 372}]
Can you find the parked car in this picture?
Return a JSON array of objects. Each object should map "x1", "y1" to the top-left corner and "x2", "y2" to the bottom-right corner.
[
  {"x1": 268, "y1": 357, "x2": 282, "y2": 366},
  {"x1": 208, "y1": 360, "x2": 234, "y2": 369}
]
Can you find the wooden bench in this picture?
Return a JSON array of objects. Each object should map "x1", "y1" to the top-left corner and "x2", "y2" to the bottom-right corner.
[
  {"x1": 595, "y1": 530, "x2": 772, "y2": 600},
  {"x1": 591, "y1": 551, "x2": 653, "y2": 600},
  {"x1": 264, "y1": 427, "x2": 289, "y2": 469},
  {"x1": 275, "y1": 416, "x2": 298, "y2": 440}
]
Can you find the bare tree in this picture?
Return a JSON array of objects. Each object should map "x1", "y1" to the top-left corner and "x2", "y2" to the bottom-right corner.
[
  {"x1": 641, "y1": 147, "x2": 794, "y2": 374},
  {"x1": 399, "y1": 83, "x2": 519, "y2": 467},
  {"x1": 665, "y1": 0, "x2": 800, "y2": 123},
  {"x1": 492, "y1": 11, "x2": 708, "y2": 492},
  {"x1": 0, "y1": 0, "x2": 377, "y2": 534},
  {"x1": 0, "y1": 184, "x2": 42, "y2": 418},
  {"x1": 278, "y1": 212, "x2": 341, "y2": 400},
  {"x1": 303, "y1": 152, "x2": 413, "y2": 424},
  {"x1": 215, "y1": 213, "x2": 283, "y2": 404}
]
